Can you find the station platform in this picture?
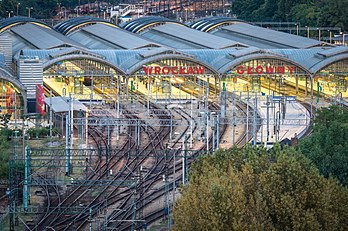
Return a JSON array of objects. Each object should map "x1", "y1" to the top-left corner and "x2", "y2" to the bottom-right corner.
[
  {"x1": 44, "y1": 78, "x2": 103, "y2": 100},
  {"x1": 222, "y1": 76, "x2": 348, "y2": 103},
  {"x1": 255, "y1": 99, "x2": 310, "y2": 146},
  {"x1": 133, "y1": 80, "x2": 194, "y2": 103}
]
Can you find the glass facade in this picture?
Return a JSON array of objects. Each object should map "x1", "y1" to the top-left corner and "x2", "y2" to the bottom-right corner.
[
  {"x1": 222, "y1": 59, "x2": 309, "y2": 99},
  {"x1": 0, "y1": 79, "x2": 24, "y2": 119},
  {"x1": 315, "y1": 59, "x2": 348, "y2": 98},
  {"x1": 131, "y1": 58, "x2": 218, "y2": 102},
  {"x1": 43, "y1": 59, "x2": 123, "y2": 102}
]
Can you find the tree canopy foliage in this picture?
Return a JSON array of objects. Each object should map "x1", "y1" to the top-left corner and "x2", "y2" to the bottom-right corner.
[
  {"x1": 0, "y1": 128, "x2": 11, "y2": 178},
  {"x1": 232, "y1": 0, "x2": 348, "y2": 31},
  {"x1": 299, "y1": 106, "x2": 348, "y2": 186},
  {"x1": 173, "y1": 145, "x2": 348, "y2": 231}
]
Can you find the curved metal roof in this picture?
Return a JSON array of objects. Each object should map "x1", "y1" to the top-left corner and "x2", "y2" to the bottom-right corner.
[
  {"x1": 181, "y1": 48, "x2": 310, "y2": 74},
  {"x1": 1, "y1": 23, "x2": 85, "y2": 57},
  {"x1": 19, "y1": 48, "x2": 126, "y2": 75},
  {"x1": 271, "y1": 46, "x2": 348, "y2": 74},
  {"x1": 0, "y1": 16, "x2": 51, "y2": 33},
  {"x1": 189, "y1": 16, "x2": 248, "y2": 32},
  {"x1": 68, "y1": 23, "x2": 162, "y2": 50},
  {"x1": 92, "y1": 48, "x2": 218, "y2": 75},
  {"x1": 54, "y1": 16, "x2": 119, "y2": 35},
  {"x1": 138, "y1": 23, "x2": 247, "y2": 49},
  {"x1": 121, "y1": 16, "x2": 183, "y2": 33},
  {"x1": 210, "y1": 23, "x2": 327, "y2": 49}
]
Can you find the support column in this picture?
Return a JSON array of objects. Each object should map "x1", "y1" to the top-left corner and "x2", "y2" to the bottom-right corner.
[
  {"x1": 296, "y1": 76, "x2": 299, "y2": 94},
  {"x1": 23, "y1": 146, "x2": 30, "y2": 212}
]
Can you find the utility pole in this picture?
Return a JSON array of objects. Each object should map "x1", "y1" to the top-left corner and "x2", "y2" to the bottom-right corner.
[
  {"x1": 266, "y1": 95, "x2": 270, "y2": 142},
  {"x1": 232, "y1": 91, "x2": 236, "y2": 144},
  {"x1": 65, "y1": 100, "x2": 70, "y2": 175},
  {"x1": 49, "y1": 90, "x2": 52, "y2": 137},
  {"x1": 246, "y1": 89, "x2": 249, "y2": 143},
  {"x1": 252, "y1": 92, "x2": 257, "y2": 146},
  {"x1": 106, "y1": 123, "x2": 110, "y2": 176},
  {"x1": 26, "y1": 7, "x2": 33, "y2": 17}
]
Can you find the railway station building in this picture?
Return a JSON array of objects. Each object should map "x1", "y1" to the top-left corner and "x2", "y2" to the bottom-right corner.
[{"x1": 0, "y1": 16, "x2": 347, "y2": 117}]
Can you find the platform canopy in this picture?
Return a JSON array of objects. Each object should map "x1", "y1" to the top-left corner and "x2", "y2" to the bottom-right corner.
[{"x1": 44, "y1": 97, "x2": 87, "y2": 113}]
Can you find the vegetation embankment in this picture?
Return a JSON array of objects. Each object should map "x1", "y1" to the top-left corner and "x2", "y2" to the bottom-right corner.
[{"x1": 173, "y1": 106, "x2": 348, "y2": 230}]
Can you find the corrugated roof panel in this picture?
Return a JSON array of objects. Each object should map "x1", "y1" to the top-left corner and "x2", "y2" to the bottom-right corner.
[
  {"x1": 212, "y1": 30, "x2": 290, "y2": 49},
  {"x1": 68, "y1": 31, "x2": 122, "y2": 49},
  {"x1": 218, "y1": 24, "x2": 323, "y2": 49},
  {"x1": 148, "y1": 24, "x2": 244, "y2": 49},
  {"x1": 271, "y1": 48, "x2": 324, "y2": 70},
  {"x1": 141, "y1": 30, "x2": 205, "y2": 49},
  {"x1": 10, "y1": 23, "x2": 83, "y2": 49},
  {"x1": 316, "y1": 46, "x2": 348, "y2": 57},
  {"x1": 78, "y1": 24, "x2": 161, "y2": 49},
  {"x1": 0, "y1": 53, "x2": 4, "y2": 64}
]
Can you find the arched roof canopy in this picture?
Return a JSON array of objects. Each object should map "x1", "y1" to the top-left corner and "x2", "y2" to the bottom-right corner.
[
  {"x1": 189, "y1": 16, "x2": 249, "y2": 32},
  {"x1": 43, "y1": 54, "x2": 126, "y2": 75},
  {"x1": 311, "y1": 54, "x2": 348, "y2": 75},
  {"x1": 220, "y1": 54, "x2": 311, "y2": 75},
  {"x1": 19, "y1": 48, "x2": 126, "y2": 75},
  {"x1": 181, "y1": 48, "x2": 310, "y2": 75},
  {"x1": 121, "y1": 16, "x2": 184, "y2": 33},
  {"x1": 271, "y1": 47, "x2": 348, "y2": 75},
  {"x1": 0, "y1": 16, "x2": 51, "y2": 33},
  {"x1": 54, "y1": 16, "x2": 119, "y2": 35},
  {"x1": 127, "y1": 51, "x2": 218, "y2": 76}
]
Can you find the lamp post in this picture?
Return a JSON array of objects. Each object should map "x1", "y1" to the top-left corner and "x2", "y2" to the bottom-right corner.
[
  {"x1": 61, "y1": 6, "x2": 67, "y2": 20},
  {"x1": 340, "y1": 32, "x2": 346, "y2": 46},
  {"x1": 16, "y1": 3, "x2": 20, "y2": 16},
  {"x1": 328, "y1": 30, "x2": 332, "y2": 44},
  {"x1": 305, "y1": 26, "x2": 310, "y2": 38},
  {"x1": 26, "y1": 7, "x2": 33, "y2": 17},
  {"x1": 296, "y1": 23, "x2": 299, "y2": 36},
  {"x1": 6, "y1": 10, "x2": 13, "y2": 18},
  {"x1": 185, "y1": 8, "x2": 188, "y2": 22}
]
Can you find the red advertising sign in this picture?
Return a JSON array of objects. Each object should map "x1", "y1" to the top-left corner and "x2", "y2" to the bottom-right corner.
[
  {"x1": 36, "y1": 84, "x2": 45, "y2": 116},
  {"x1": 143, "y1": 66, "x2": 205, "y2": 75},
  {"x1": 235, "y1": 65, "x2": 295, "y2": 75}
]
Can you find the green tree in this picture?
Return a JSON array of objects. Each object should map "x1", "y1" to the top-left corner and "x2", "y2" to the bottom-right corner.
[
  {"x1": 0, "y1": 128, "x2": 11, "y2": 178},
  {"x1": 299, "y1": 106, "x2": 348, "y2": 186},
  {"x1": 232, "y1": 0, "x2": 348, "y2": 31},
  {"x1": 173, "y1": 145, "x2": 348, "y2": 231},
  {"x1": 290, "y1": 4, "x2": 320, "y2": 27}
]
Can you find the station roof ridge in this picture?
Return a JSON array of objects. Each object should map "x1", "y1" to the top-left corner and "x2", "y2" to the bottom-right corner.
[
  {"x1": 121, "y1": 16, "x2": 182, "y2": 33},
  {"x1": 0, "y1": 16, "x2": 51, "y2": 33},
  {"x1": 138, "y1": 23, "x2": 247, "y2": 49},
  {"x1": 208, "y1": 22, "x2": 331, "y2": 49},
  {"x1": 189, "y1": 16, "x2": 249, "y2": 32},
  {"x1": 2, "y1": 23, "x2": 86, "y2": 57},
  {"x1": 54, "y1": 16, "x2": 118, "y2": 35},
  {"x1": 68, "y1": 23, "x2": 162, "y2": 50}
]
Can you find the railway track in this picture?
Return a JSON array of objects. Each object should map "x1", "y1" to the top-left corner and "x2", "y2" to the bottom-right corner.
[{"x1": 34, "y1": 80, "x2": 253, "y2": 230}]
